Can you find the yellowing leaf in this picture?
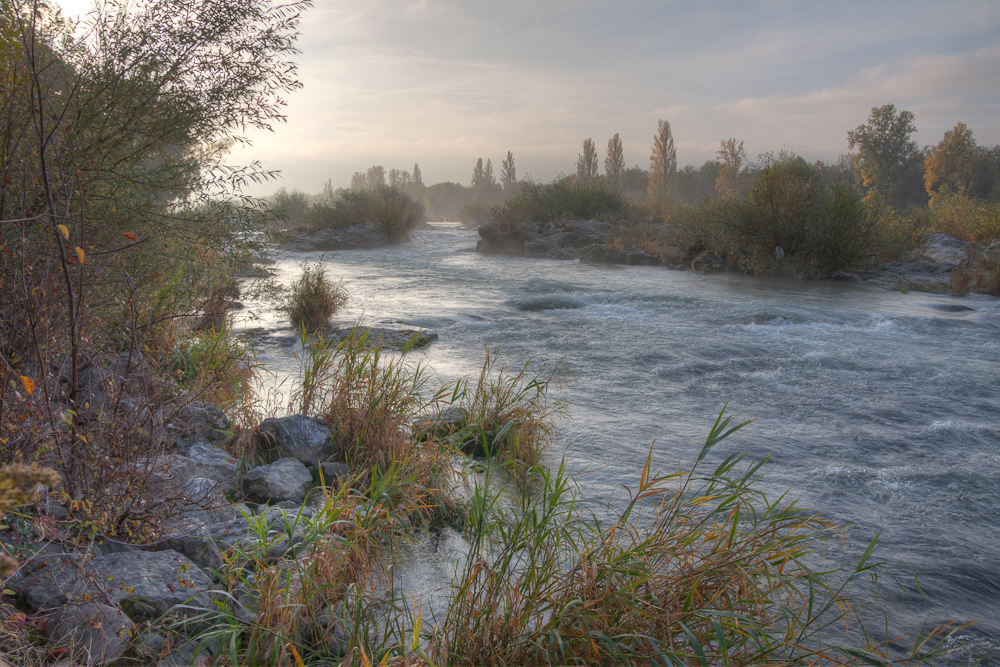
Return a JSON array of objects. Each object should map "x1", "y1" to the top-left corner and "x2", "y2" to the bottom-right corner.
[
  {"x1": 74, "y1": 247, "x2": 85, "y2": 264},
  {"x1": 18, "y1": 375, "x2": 34, "y2": 396},
  {"x1": 57, "y1": 224, "x2": 69, "y2": 240}
]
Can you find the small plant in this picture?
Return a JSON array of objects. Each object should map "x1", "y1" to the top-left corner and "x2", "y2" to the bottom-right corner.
[{"x1": 283, "y1": 263, "x2": 348, "y2": 331}]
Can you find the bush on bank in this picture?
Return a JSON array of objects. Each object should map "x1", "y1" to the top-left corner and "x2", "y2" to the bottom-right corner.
[
  {"x1": 667, "y1": 156, "x2": 883, "y2": 276},
  {"x1": 279, "y1": 186, "x2": 426, "y2": 242}
]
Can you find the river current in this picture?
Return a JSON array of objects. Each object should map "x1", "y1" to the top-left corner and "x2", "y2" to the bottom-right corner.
[{"x1": 242, "y1": 223, "x2": 1000, "y2": 659}]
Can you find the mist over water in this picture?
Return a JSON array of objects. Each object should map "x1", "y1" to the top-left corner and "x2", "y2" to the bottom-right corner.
[{"x1": 243, "y1": 223, "x2": 1000, "y2": 655}]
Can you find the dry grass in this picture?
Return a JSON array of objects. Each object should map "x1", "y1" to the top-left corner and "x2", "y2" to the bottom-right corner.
[{"x1": 283, "y1": 263, "x2": 349, "y2": 331}]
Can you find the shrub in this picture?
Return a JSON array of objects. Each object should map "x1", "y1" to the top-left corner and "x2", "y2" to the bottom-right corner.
[
  {"x1": 366, "y1": 186, "x2": 426, "y2": 240},
  {"x1": 301, "y1": 187, "x2": 424, "y2": 240},
  {"x1": 491, "y1": 181, "x2": 632, "y2": 227},
  {"x1": 667, "y1": 157, "x2": 881, "y2": 276},
  {"x1": 282, "y1": 264, "x2": 348, "y2": 331},
  {"x1": 923, "y1": 193, "x2": 1000, "y2": 244}
]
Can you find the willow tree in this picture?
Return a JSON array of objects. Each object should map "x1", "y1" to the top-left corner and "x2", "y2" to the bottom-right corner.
[
  {"x1": 1, "y1": 0, "x2": 309, "y2": 500},
  {"x1": 648, "y1": 119, "x2": 677, "y2": 200}
]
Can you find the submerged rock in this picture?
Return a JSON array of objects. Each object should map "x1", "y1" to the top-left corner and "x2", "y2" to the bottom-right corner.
[
  {"x1": 285, "y1": 224, "x2": 392, "y2": 251},
  {"x1": 328, "y1": 324, "x2": 438, "y2": 351}
]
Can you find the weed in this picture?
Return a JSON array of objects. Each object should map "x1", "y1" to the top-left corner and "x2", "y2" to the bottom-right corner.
[{"x1": 282, "y1": 263, "x2": 349, "y2": 331}]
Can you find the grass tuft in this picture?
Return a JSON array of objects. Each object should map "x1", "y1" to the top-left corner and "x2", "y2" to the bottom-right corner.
[{"x1": 283, "y1": 263, "x2": 349, "y2": 331}]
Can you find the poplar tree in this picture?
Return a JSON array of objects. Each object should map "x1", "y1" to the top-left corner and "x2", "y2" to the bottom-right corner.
[
  {"x1": 576, "y1": 138, "x2": 599, "y2": 182},
  {"x1": 605, "y1": 133, "x2": 625, "y2": 187},
  {"x1": 715, "y1": 138, "x2": 747, "y2": 197},
  {"x1": 648, "y1": 119, "x2": 677, "y2": 200},
  {"x1": 501, "y1": 151, "x2": 516, "y2": 191},
  {"x1": 366, "y1": 165, "x2": 386, "y2": 190}
]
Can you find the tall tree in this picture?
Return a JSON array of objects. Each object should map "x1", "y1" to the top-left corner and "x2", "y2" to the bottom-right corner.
[
  {"x1": 366, "y1": 165, "x2": 386, "y2": 189},
  {"x1": 484, "y1": 158, "x2": 495, "y2": 186},
  {"x1": 924, "y1": 122, "x2": 978, "y2": 201},
  {"x1": 350, "y1": 172, "x2": 366, "y2": 192},
  {"x1": 605, "y1": 133, "x2": 625, "y2": 187},
  {"x1": 501, "y1": 151, "x2": 516, "y2": 192},
  {"x1": 847, "y1": 104, "x2": 920, "y2": 208},
  {"x1": 412, "y1": 163, "x2": 424, "y2": 188},
  {"x1": 471, "y1": 158, "x2": 486, "y2": 196},
  {"x1": 648, "y1": 119, "x2": 677, "y2": 200},
  {"x1": 576, "y1": 138, "x2": 599, "y2": 182},
  {"x1": 406, "y1": 162, "x2": 426, "y2": 201},
  {"x1": 715, "y1": 138, "x2": 747, "y2": 197}
]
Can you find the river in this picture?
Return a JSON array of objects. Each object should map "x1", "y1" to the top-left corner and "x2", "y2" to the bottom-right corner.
[{"x1": 241, "y1": 222, "x2": 1000, "y2": 661}]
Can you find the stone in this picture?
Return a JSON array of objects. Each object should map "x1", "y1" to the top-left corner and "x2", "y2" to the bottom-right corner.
[
  {"x1": 579, "y1": 244, "x2": 627, "y2": 264},
  {"x1": 167, "y1": 401, "x2": 231, "y2": 449},
  {"x1": 258, "y1": 415, "x2": 334, "y2": 466},
  {"x1": 241, "y1": 458, "x2": 313, "y2": 504},
  {"x1": 328, "y1": 325, "x2": 438, "y2": 351},
  {"x1": 317, "y1": 461, "x2": 350, "y2": 487},
  {"x1": 917, "y1": 233, "x2": 969, "y2": 267},
  {"x1": 45, "y1": 602, "x2": 134, "y2": 666},
  {"x1": 152, "y1": 444, "x2": 238, "y2": 489},
  {"x1": 626, "y1": 248, "x2": 661, "y2": 265},
  {"x1": 690, "y1": 250, "x2": 727, "y2": 272},
  {"x1": 413, "y1": 406, "x2": 469, "y2": 441},
  {"x1": 287, "y1": 224, "x2": 391, "y2": 251},
  {"x1": 16, "y1": 550, "x2": 211, "y2": 618}
]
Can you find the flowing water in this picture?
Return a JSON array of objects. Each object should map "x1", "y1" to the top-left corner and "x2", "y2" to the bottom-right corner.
[{"x1": 241, "y1": 223, "x2": 1000, "y2": 659}]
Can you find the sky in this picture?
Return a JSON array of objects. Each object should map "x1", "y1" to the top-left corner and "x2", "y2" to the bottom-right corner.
[{"x1": 55, "y1": 0, "x2": 1000, "y2": 195}]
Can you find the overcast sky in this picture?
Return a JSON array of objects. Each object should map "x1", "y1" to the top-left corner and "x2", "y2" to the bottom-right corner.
[{"x1": 57, "y1": 0, "x2": 1000, "y2": 194}]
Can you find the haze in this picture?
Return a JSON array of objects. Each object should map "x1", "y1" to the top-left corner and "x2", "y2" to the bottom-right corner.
[{"x1": 55, "y1": 0, "x2": 1000, "y2": 194}]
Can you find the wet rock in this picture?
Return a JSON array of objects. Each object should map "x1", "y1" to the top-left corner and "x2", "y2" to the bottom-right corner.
[
  {"x1": 44, "y1": 602, "x2": 134, "y2": 666},
  {"x1": 625, "y1": 248, "x2": 661, "y2": 265},
  {"x1": 328, "y1": 325, "x2": 438, "y2": 351},
  {"x1": 258, "y1": 415, "x2": 334, "y2": 466},
  {"x1": 287, "y1": 224, "x2": 391, "y2": 251},
  {"x1": 690, "y1": 250, "x2": 727, "y2": 272},
  {"x1": 579, "y1": 244, "x2": 627, "y2": 264},
  {"x1": 413, "y1": 406, "x2": 469, "y2": 441},
  {"x1": 242, "y1": 458, "x2": 313, "y2": 504}
]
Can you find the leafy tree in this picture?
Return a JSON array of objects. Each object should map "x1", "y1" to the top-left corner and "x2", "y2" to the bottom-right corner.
[
  {"x1": 501, "y1": 151, "x2": 516, "y2": 192},
  {"x1": 648, "y1": 119, "x2": 677, "y2": 200},
  {"x1": 471, "y1": 157, "x2": 500, "y2": 202},
  {"x1": 605, "y1": 133, "x2": 625, "y2": 188},
  {"x1": 715, "y1": 138, "x2": 747, "y2": 196},
  {"x1": 924, "y1": 122, "x2": 978, "y2": 201},
  {"x1": 484, "y1": 158, "x2": 495, "y2": 186},
  {"x1": 406, "y1": 162, "x2": 426, "y2": 201},
  {"x1": 366, "y1": 165, "x2": 386, "y2": 189},
  {"x1": 350, "y1": 172, "x2": 366, "y2": 191},
  {"x1": 847, "y1": 104, "x2": 920, "y2": 208},
  {"x1": 576, "y1": 138, "x2": 599, "y2": 183},
  {"x1": 1, "y1": 0, "x2": 308, "y2": 499},
  {"x1": 388, "y1": 168, "x2": 410, "y2": 188}
]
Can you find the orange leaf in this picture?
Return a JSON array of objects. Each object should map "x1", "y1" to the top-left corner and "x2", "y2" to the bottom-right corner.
[
  {"x1": 123, "y1": 232, "x2": 137, "y2": 242},
  {"x1": 74, "y1": 247, "x2": 85, "y2": 264},
  {"x1": 18, "y1": 375, "x2": 34, "y2": 396}
]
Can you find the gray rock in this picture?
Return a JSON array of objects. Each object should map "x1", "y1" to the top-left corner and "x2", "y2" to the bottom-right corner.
[
  {"x1": 152, "y1": 445, "x2": 237, "y2": 488},
  {"x1": 318, "y1": 461, "x2": 350, "y2": 487},
  {"x1": 288, "y1": 224, "x2": 392, "y2": 251},
  {"x1": 413, "y1": 406, "x2": 469, "y2": 441},
  {"x1": 258, "y1": 415, "x2": 334, "y2": 466},
  {"x1": 242, "y1": 458, "x2": 313, "y2": 503},
  {"x1": 168, "y1": 401, "x2": 231, "y2": 449},
  {"x1": 918, "y1": 233, "x2": 969, "y2": 266},
  {"x1": 523, "y1": 240, "x2": 555, "y2": 258},
  {"x1": 626, "y1": 248, "x2": 661, "y2": 266},
  {"x1": 579, "y1": 244, "x2": 627, "y2": 264},
  {"x1": 17, "y1": 550, "x2": 211, "y2": 618},
  {"x1": 45, "y1": 602, "x2": 134, "y2": 666},
  {"x1": 328, "y1": 325, "x2": 438, "y2": 351}
]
